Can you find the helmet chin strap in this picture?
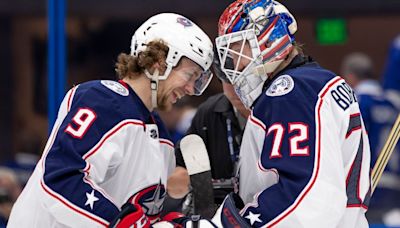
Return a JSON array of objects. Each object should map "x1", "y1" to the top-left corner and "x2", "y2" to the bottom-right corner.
[{"x1": 145, "y1": 69, "x2": 160, "y2": 110}]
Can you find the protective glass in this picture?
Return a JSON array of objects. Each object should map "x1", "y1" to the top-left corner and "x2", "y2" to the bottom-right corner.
[{"x1": 193, "y1": 69, "x2": 213, "y2": 96}]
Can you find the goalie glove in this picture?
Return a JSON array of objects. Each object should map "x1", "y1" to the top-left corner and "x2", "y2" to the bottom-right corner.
[
  {"x1": 212, "y1": 192, "x2": 252, "y2": 228},
  {"x1": 109, "y1": 203, "x2": 150, "y2": 228}
]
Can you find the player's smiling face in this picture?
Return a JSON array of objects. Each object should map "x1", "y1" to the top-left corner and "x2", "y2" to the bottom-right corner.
[{"x1": 157, "y1": 57, "x2": 202, "y2": 111}]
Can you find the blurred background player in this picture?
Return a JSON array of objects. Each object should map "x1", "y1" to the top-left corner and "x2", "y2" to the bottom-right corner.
[
  {"x1": 0, "y1": 167, "x2": 21, "y2": 228},
  {"x1": 158, "y1": 97, "x2": 197, "y2": 144},
  {"x1": 7, "y1": 13, "x2": 215, "y2": 228},
  {"x1": 379, "y1": 35, "x2": 400, "y2": 226},
  {"x1": 382, "y1": 34, "x2": 400, "y2": 110},
  {"x1": 166, "y1": 60, "x2": 250, "y2": 217},
  {"x1": 341, "y1": 52, "x2": 400, "y2": 225},
  {"x1": 212, "y1": 0, "x2": 371, "y2": 227}
]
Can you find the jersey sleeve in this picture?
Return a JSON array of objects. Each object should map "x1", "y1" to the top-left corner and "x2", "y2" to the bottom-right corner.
[
  {"x1": 153, "y1": 112, "x2": 176, "y2": 176},
  {"x1": 41, "y1": 85, "x2": 135, "y2": 226}
]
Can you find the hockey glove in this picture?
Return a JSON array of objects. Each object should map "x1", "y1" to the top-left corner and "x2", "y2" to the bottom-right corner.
[
  {"x1": 212, "y1": 192, "x2": 252, "y2": 228},
  {"x1": 109, "y1": 203, "x2": 150, "y2": 228}
]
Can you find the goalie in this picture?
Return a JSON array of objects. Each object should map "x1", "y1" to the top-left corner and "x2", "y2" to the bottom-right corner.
[{"x1": 212, "y1": 0, "x2": 372, "y2": 227}]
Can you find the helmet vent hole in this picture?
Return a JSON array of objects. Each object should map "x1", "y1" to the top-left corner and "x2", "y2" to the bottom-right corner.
[
  {"x1": 192, "y1": 49, "x2": 203, "y2": 57},
  {"x1": 195, "y1": 36, "x2": 202, "y2": 41}
]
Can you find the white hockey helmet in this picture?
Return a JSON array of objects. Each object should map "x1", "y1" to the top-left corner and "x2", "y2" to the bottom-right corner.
[{"x1": 130, "y1": 13, "x2": 214, "y2": 96}]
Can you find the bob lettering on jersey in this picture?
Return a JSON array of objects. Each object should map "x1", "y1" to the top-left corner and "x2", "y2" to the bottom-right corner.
[{"x1": 330, "y1": 82, "x2": 358, "y2": 111}]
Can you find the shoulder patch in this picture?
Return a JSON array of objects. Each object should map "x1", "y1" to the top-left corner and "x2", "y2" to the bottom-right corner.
[
  {"x1": 266, "y1": 75, "x2": 294, "y2": 97},
  {"x1": 101, "y1": 80, "x2": 129, "y2": 96}
]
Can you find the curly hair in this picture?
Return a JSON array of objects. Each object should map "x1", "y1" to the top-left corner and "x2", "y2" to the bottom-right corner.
[{"x1": 115, "y1": 40, "x2": 169, "y2": 79}]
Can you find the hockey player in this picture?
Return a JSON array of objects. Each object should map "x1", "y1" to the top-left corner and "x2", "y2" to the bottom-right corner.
[
  {"x1": 341, "y1": 53, "x2": 400, "y2": 223},
  {"x1": 8, "y1": 13, "x2": 215, "y2": 227},
  {"x1": 212, "y1": 0, "x2": 371, "y2": 227},
  {"x1": 341, "y1": 53, "x2": 399, "y2": 166},
  {"x1": 382, "y1": 34, "x2": 400, "y2": 109}
]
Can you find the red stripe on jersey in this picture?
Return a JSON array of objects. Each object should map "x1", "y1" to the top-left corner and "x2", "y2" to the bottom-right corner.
[
  {"x1": 346, "y1": 161, "x2": 355, "y2": 186},
  {"x1": 345, "y1": 126, "x2": 362, "y2": 139},
  {"x1": 82, "y1": 163, "x2": 118, "y2": 206},
  {"x1": 250, "y1": 115, "x2": 266, "y2": 131},
  {"x1": 159, "y1": 139, "x2": 174, "y2": 148},
  {"x1": 257, "y1": 160, "x2": 279, "y2": 178},
  {"x1": 347, "y1": 204, "x2": 368, "y2": 210},
  {"x1": 83, "y1": 120, "x2": 145, "y2": 160},
  {"x1": 320, "y1": 77, "x2": 342, "y2": 98},
  {"x1": 346, "y1": 113, "x2": 362, "y2": 139},
  {"x1": 40, "y1": 180, "x2": 108, "y2": 227},
  {"x1": 67, "y1": 86, "x2": 77, "y2": 112},
  {"x1": 257, "y1": 160, "x2": 266, "y2": 171},
  {"x1": 268, "y1": 76, "x2": 342, "y2": 227},
  {"x1": 118, "y1": 80, "x2": 129, "y2": 89}
]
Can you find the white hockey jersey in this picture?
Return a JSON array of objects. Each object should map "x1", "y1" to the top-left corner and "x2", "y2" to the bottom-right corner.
[
  {"x1": 8, "y1": 80, "x2": 175, "y2": 227},
  {"x1": 216, "y1": 57, "x2": 371, "y2": 228}
]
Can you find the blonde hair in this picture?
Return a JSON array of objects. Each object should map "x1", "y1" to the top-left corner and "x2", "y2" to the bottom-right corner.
[
  {"x1": 293, "y1": 41, "x2": 304, "y2": 55},
  {"x1": 115, "y1": 40, "x2": 169, "y2": 79}
]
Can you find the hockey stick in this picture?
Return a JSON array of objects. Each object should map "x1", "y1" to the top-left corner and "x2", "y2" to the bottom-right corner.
[
  {"x1": 180, "y1": 134, "x2": 215, "y2": 219},
  {"x1": 371, "y1": 114, "x2": 400, "y2": 194}
]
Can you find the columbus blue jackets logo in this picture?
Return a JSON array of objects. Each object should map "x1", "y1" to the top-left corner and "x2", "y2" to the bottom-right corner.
[
  {"x1": 266, "y1": 75, "x2": 294, "y2": 97},
  {"x1": 129, "y1": 182, "x2": 166, "y2": 221},
  {"x1": 101, "y1": 80, "x2": 129, "y2": 96},
  {"x1": 177, "y1": 17, "x2": 193, "y2": 27}
]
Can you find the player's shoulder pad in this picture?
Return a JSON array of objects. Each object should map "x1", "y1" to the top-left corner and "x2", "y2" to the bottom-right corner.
[
  {"x1": 73, "y1": 80, "x2": 130, "y2": 115},
  {"x1": 265, "y1": 74, "x2": 294, "y2": 97},
  {"x1": 100, "y1": 80, "x2": 129, "y2": 96}
]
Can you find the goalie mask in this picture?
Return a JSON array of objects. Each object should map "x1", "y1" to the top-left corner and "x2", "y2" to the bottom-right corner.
[
  {"x1": 215, "y1": 0, "x2": 297, "y2": 108},
  {"x1": 131, "y1": 13, "x2": 214, "y2": 108}
]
